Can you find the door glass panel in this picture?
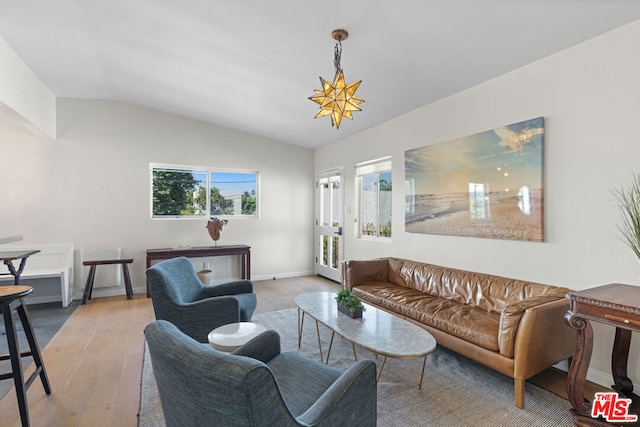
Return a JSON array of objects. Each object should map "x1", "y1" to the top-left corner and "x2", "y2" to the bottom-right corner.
[
  {"x1": 321, "y1": 180, "x2": 331, "y2": 227},
  {"x1": 331, "y1": 180, "x2": 341, "y2": 228},
  {"x1": 331, "y1": 236, "x2": 339, "y2": 269},
  {"x1": 321, "y1": 234, "x2": 329, "y2": 266}
]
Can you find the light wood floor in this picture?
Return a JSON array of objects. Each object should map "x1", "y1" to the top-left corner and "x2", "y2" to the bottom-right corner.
[{"x1": 0, "y1": 275, "x2": 603, "y2": 426}]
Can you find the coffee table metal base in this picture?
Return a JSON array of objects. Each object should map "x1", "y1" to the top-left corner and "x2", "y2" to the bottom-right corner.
[{"x1": 296, "y1": 292, "x2": 436, "y2": 390}]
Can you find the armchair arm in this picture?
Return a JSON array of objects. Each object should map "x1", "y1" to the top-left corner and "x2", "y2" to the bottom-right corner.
[
  {"x1": 198, "y1": 279, "x2": 254, "y2": 299},
  {"x1": 163, "y1": 296, "x2": 241, "y2": 343},
  {"x1": 296, "y1": 359, "x2": 377, "y2": 427},
  {"x1": 232, "y1": 330, "x2": 281, "y2": 363}
]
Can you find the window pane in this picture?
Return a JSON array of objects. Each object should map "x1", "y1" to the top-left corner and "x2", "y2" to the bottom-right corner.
[
  {"x1": 379, "y1": 171, "x2": 392, "y2": 237},
  {"x1": 210, "y1": 172, "x2": 257, "y2": 216},
  {"x1": 361, "y1": 174, "x2": 379, "y2": 236},
  {"x1": 152, "y1": 168, "x2": 206, "y2": 217}
]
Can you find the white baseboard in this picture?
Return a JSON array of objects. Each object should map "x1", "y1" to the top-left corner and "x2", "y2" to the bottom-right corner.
[
  {"x1": 252, "y1": 270, "x2": 315, "y2": 281},
  {"x1": 555, "y1": 360, "x2": 639, "y2": 392}
]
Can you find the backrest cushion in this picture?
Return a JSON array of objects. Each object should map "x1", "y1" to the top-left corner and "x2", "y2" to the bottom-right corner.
[
  {"x1": 146, "y1": 257, "x2": 203, "y2": 304},
  {"x1": 387, "y1": 257, "x2": 568, "y2": 312}
]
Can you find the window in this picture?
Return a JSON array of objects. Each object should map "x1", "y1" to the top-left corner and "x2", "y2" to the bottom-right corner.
[
  {"x1": 356, "y1": 158, "x2": 392, "y2": 238},
  {"x1": 151, "y1": 164, "x2": 258, "y2": 218}
]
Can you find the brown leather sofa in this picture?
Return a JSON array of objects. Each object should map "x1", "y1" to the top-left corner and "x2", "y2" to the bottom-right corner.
[{"x1": 344, "y1": 257, "x2": 576, "y2": 408}]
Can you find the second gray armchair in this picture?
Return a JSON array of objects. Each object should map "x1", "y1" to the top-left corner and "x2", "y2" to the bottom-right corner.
[
  {"x1": 146, "y1": 256, "x2": 257, "y2": 342},
  {"x1": 145, "y1": 320, "x2": 377, "y2": 427}
]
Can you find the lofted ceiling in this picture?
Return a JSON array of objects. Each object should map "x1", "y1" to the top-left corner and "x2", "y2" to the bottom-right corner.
[{"x1": 1, "y1": 1, "x2": 639, "y2": 149}]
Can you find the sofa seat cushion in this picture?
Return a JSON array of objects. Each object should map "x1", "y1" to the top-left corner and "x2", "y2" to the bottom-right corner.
[
  {"x1": 267, "y1": 351, "x2": 343, "y2": 417},
  {"x1": 353, "y1": 283, "x2": 500, "y2": 352}
]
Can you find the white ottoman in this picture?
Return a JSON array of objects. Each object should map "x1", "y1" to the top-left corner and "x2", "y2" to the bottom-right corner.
[{"x1": 208, "y1": 322, "x2": 267, "y2": 352}]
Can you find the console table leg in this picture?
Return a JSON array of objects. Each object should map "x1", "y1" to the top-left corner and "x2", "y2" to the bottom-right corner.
[
  {"x1": 612, "y1": 327, "x2": 634, "y2": 396},
  {"x1": 122, "y1": 264, "x2": 133, "y2": 300},
  {"x1": 565, "y1": 311, "x2": 593, "y2": 418}
]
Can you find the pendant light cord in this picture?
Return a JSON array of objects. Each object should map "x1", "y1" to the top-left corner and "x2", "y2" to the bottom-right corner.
[{"x1": 334, "y1": 40, "x2": 342, "y2": 73}]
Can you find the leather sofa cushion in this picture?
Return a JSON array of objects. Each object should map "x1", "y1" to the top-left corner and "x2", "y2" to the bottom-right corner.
[
  {"x1": 387, "y1": 257, "x2": 570, "y2": 313},
  {"x1": 353, "y1": 283, "x2": 500, "y2": 352}
]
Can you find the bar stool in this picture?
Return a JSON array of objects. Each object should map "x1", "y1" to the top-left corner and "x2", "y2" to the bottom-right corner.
[{"x1": 0, "y1": 285, "x2": 51, "y2": 427}]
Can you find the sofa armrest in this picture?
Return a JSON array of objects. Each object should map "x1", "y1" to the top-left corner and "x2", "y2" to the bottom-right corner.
[
  {"x1": 343, "y1": 259, "x2": 389, "y2": 291},
  {"x1": 498, "y1": 295, "x2": 561, "y2": 358},
  {"x1": 512, "y1": 298, "x2": 576, "y2": 379},
  {"x1": 296, "y1": 359, "x2": 377, "y2": 426}
]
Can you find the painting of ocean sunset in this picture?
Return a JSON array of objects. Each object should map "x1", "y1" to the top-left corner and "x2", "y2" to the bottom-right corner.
[{"x1": 405, "y1": 117, "x2": 544, "y2": 241}]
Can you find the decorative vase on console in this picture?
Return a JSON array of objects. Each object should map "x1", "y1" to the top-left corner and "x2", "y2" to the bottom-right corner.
[{"x1": 196, "y1": 262, "x2": 212, "y2": 285}]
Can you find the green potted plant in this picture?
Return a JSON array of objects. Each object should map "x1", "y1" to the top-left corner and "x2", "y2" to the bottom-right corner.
[
  {"x1": 335, "y1": 289, "x2": 365, "y2": 318},
  {"x1": 614, "y1": 174, "x2": 640, "y2": 261}
]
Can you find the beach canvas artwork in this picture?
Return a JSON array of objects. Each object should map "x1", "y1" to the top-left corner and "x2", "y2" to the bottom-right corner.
[{"x1": 405, "y1": 117, "x2": 544, "y2": 241}]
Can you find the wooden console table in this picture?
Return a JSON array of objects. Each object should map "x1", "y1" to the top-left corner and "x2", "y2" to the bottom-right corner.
[
  {"x1": 145, "y1": 245, "x2": 251, "y2": 297},
  {"x1": 565, "y1": 283, "x2": 640, "y2": 426}
]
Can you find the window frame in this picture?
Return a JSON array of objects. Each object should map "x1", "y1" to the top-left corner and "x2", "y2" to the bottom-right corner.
[
  {"x1": 150, "y1": 163, "x2": 259, "y2": 220},
  {"x1": 356, "y1": 157, "x2": 392, "y2": 240}
]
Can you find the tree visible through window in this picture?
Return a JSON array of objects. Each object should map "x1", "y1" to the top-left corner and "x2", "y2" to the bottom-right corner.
[{"x1": 151, "y1": 165, "x2": 258, "y2": 218}]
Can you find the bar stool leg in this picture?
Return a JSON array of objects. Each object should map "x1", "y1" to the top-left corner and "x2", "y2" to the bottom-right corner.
[
  {"x1": 3, "y1": 302, "x2": 30, "y2": 427},
  {"x1": 17, "y1": 303, "x2": 51, "y2": 394}
]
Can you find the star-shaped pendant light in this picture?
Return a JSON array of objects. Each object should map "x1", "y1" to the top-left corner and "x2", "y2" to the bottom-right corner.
[{"x1": 309, "y1": 29, "x2": 364, "y2": 129}]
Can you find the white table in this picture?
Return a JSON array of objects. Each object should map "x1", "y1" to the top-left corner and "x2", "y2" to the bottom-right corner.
[
  {"x1": 295, "y1": 291, "x2": 437, "y2": 389},
  {"x1": 208, "y1": 322, "x2": 267, "y2": 352}
]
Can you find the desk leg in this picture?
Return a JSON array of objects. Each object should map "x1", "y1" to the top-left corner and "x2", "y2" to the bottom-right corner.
[
  {"x1": 4, "y1": 257, "x2": 28, "y2": 285},
  {"x1": 612, "y1": 327, "x2": 634, "y2": 396},
  {"x1": 565, "y1": 311, "x2": 594, "y2": 418}
]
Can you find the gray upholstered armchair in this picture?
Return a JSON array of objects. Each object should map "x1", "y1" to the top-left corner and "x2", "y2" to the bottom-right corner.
[
  {"x1": 144, "y1": 320, "x2": 377, "y2": 427},
  {"x1": 146, "y1": 257, "x2": 257, "y2": 342}
]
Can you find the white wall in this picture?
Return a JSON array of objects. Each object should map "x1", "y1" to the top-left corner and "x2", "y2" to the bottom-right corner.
[
  {"x1": 315, "y1": 20, "x2": 640, "y2": 386},
  {"x1": 0, "y1": 37, "x2": 55, "y2": 138},
  {"x1": 0, "y1": 99, "x2": 315, "y2": 297}
]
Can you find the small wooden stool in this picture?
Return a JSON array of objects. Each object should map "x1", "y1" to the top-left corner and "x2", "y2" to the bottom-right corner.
[
  {"x1": 82, "y1": 259, "x2": 134, "y2": 305},
  {"x1": 0, "y1": 285, "x2": 51, "y2": 427}
]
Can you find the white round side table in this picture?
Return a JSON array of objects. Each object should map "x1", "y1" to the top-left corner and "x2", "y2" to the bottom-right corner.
[{"x1": 208, "y1": 322, "x2": 267, "y2": 352}]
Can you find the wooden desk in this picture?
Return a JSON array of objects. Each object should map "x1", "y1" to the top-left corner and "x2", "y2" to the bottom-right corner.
[
  {"x1": 565, "y1": 283, "x2": 640, "y2": 426},
  {"x1": 0, "y1": 250, "x2": 40, "y2": 285},
  {"x1": 145, "y1": 245, "x2": 251, "y2": 297}
]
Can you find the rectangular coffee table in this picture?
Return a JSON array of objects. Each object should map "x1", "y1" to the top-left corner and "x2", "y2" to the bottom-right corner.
[{"x1": 295, "y1": 291, "x2": 436, "y2": 389}]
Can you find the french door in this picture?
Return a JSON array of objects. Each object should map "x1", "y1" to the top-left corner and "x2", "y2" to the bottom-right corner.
[{"x1": 315, "y1": 168, "x2": 344, "y2": 283}]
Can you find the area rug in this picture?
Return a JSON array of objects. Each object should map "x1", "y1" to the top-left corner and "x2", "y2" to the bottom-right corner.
[
  {"x1": 138, "y1": 308, "x2": 574, "y2": 426},
  {"x1": 0, "y1": 300, "x2": 79, "y2": 400}
]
